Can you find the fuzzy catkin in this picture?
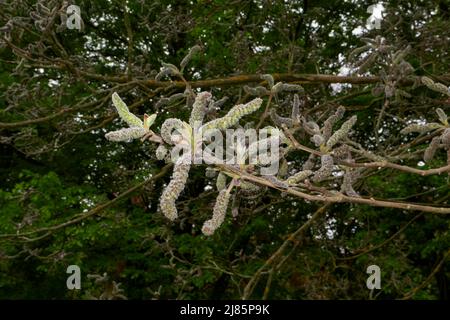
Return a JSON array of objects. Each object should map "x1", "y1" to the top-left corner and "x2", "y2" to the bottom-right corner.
[
  {"x1": 279, "y1": 83, "x2": 304, "y2": 92},
  {"x1": 326, "y1": 116, "x2": 357, "y2": 149},
  {"x1": 424, "y1": 136, "x2": 441, "y2": 163},
  {"x1": 260, "y1": 74, "x2": 274, "y2": 88},
  {"x1": 441, "y1": 128, "x2": 450, "y2": 146},
  {"x1": 304, "y1": 120, "x2": 321, "y2": 134},
  {"x1": 180, "y1": 45, "x2": 201, "y2": 71},
  {"x1": 291, "y1": 94, "x2": 301, "y2": 122},
  {"x1": 155, "y1": 67, "x2": 175, "y2": 81},
  {"x1": 189, "y1": 92, "x2": 212, "y2": 127},
  {"x1": 322, "y1": 106, "x2": 346, "y2": 141},
  {"x1": 160, "y1": 118, "x2": 185, "y2": 144},
  {"x1": 216, "y1": 172, "x2": 227, "y2": 191},
  {"x1": 341, "y1": 169, "x2": 360, "y2": 197},
  {"x1": 270, "y1": 109, "x2": 294, "y2": 127},
  {"x1": 112, "y1": 92, "x2": 143, "y2": 128},
  {"x1": 436, "y1": 108, "x2": 448, "y2": 125},
  {"x1": 244, "y1": 85, "x2": 269, "y2": 96},
  {"x1": 240, "y1": 181, "x2": 262, "y2": 196},
  {"x1": 155, "y1": 145, "x2": 168, "y2": 160},
  {"x1": 211, "y1": 96, "x2": 229, "y2": 109},
  {"x1": 312, "y1": 155, "x2": 334, "y2": 182},
  {"x1": 105, "y1": 127, "x2": 146, "y2": 142},
  {"x1": 302, "y1": 154, "x2": 316, "y2": 170},
  {"x1": 311, "y1": 134, "x2": 325, "y2": 147},
  {"x1": 422, "y1": 76, "x2": 450, "y2": 96},
  {"x1": 202, "y1": 98, "x2": 263, "y2": 131},
  {"x1": 287, "y1": 170, "x2": 313, "y2": 185},
  {"x1": 400, "y1": 122, "x2": 442, "y2": 134},
  {"x1": 332, "y1": 144, "x2": 351, "y2": 161},
  {"x1": 202, "y1": 188, "x2": 232, "y2": 236},
  {"x1": 159, "y1": 157, "x2": 190, "y2": 221}
]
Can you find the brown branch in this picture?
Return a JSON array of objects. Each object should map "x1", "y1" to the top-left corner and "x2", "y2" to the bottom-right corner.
[
  {"x1": 283, "y1": 127, "x2": 450, "y2": 176},
  {"x1": 218, "y1": 164, "x2": 450, "y2": 214}
]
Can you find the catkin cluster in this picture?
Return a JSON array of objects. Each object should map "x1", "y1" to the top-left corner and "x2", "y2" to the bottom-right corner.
[
  {"x1": 105, "y1": 92, "x2": 157, "y2": 142},
  {"x1": 283, "y1": 106, "x2": 357, "y2": 185},
  {"x1": 422, "y1": 77, "x2": 450, "y2": 96},
  {"x1": 400, "y1": 108, "x2": 449, "y2": 163}
]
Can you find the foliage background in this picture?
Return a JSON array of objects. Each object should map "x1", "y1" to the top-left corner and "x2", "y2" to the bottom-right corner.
[{"x1": 0, "y1": 0, "x2": 449, "y2": 299}]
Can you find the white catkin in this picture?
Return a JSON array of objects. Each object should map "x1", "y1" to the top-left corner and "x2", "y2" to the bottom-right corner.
[
  {"x1": 105, "y1": 127, "x2": 146, "y2": 142},
  {"x1": 216, "y1": 172, "x2": 227, "y2": 191},
  {"x1": 202, "y1": 98, "x2": 263, "y2": 131},
  {"x1": 155, "y1": 145, "x2": 168, "y2": 160},
  {"x1": 189, "y1": 91, "x2": 212, "y2": 126},
  {"x1": 422, "y1": 76, "x2": 450, "y2": 96},
  {"x1": 240, "y1": 181, "x2": 262, "y2": 195},
  {"x1": 160, "y1": 118, "x2": 185, "y2": 144},
  {"x1": 202, "y1": 188, "x2": 232, "y2": 236},
  {"x1": 111, "y1": 92, "x2": 143, "y2": 128},
  {"x1": 341, "y1": 169, "x2": 360, "y2": 197},
  {"x1": 159, "y1": 156, "x2": 191, "y2": 221},
  {"x1": 280, "y1": 83, "x2": 304, "y2": 92},
  {"x1": 400, "y1": 123, "x2": 442, "y2": 134},
  {"x1": 244, "y1": 85, "x2": 269, "y2": 96},
  {"x1": 303, "y1": 120, "x2": 320, "y2": 134},
  {"x1": 326, "y1": 116, "x2": 357, "y2": 149},
  {"x1": 436, "y1": 108, "x2": 448, "y2": 125}
]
